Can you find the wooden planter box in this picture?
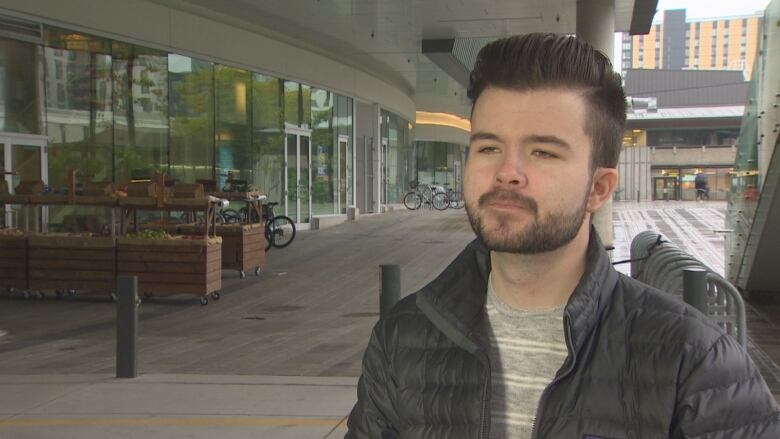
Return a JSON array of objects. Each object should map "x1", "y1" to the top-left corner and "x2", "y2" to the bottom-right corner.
[
  {"x1": 0, "y1": 234, "x2": 28, "y2": 289},
  {"x1": 179, "y1": 224, "x2": 266, "y2": 276},
  {"x1": 216, "y1": 223, "x2": 266, "y2": 276},
  {"x1": 117, "y1": 237, "x2": 222, "y2": 298},
  {"x1": 27, "y1": 234, "x2": 116, "y2": 292}
]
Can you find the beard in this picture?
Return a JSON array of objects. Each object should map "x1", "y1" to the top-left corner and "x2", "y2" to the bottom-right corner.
[{"x1": 465, "y1": 186, "x2": 590, "y2": 254}]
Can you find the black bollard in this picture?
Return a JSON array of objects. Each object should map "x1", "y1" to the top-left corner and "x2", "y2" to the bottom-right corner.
[
  {"x1": 380, "y1": 265, "x2": 401, "y2": 319},
  {"x1": 683, "y1": 268, "x2": 708, "y2": 315},
  {"x1": 116, "y1": 275, "x2": 139, "y2": 378}
]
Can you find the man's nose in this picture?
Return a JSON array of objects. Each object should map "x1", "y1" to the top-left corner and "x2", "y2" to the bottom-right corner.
[{"x1": 495, "y1": 153, "x2": 528, "y2": 187}]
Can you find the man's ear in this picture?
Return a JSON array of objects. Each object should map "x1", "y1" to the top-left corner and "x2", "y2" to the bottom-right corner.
[{"x1": 586, "y1": 167, "x2": 618, "y2": 213}]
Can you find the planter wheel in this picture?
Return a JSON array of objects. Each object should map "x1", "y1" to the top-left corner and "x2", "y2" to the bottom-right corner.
[
  {"x1": 200, "y1": 296, "x2": 209, "y2": 306},
  {"x1": 239, "y1": 271, "x2": 246, "y2": 279},
  {"x1": 254, "y1": 267, "x2": 261, "y2": 276},
  {"x1": 211, "y1": 291, "x2": 221, "y2": 301}
]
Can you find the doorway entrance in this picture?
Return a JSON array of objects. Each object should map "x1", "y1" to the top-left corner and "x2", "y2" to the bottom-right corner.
[
  {"x1": 285, "y1": 128, "x2": 312, "y2": 226},
  {"x1": 653, "y1": 177, "x2": 679, "y2": 201},
  {"x1": 1, "y1": 133, "x2": 48, "y2": 229}
]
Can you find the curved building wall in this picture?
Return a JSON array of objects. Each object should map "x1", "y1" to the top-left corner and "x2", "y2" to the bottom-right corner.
[{"x1": 0, "y1": 0, "x2": 415, "y2": 121}]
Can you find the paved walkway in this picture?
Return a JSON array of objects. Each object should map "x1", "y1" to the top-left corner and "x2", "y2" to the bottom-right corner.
[{"x1": 1, "y1": 202, "x2": 779, "y2": 438}]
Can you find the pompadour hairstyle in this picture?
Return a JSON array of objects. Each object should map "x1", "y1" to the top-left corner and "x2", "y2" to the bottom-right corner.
[{"x1": 467, "y1": 33, "x2": 627, "y2": 169}]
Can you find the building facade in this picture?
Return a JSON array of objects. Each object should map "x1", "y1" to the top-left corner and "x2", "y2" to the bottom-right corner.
[
  {"x1": 618, "y1": 68, "x2": 746, "y2": 202},
  {"x1": 620, "y1": 9, "x2": 762, "y2": 78}
]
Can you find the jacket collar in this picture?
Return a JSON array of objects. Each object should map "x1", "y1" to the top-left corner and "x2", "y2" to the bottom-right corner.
[{"x1": 417, "y1": 226, "x2": 619, "y2": 353}]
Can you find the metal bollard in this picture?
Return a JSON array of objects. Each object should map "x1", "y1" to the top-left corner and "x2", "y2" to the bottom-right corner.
[
  {"x1": 683, "y1": 268, "x2": 708, "y2": 315},
  {"x1": 116, "y1": 275, "x2": 139, "y2": 378},
  {"x1": 379, "y1": 264, "x2": 401, "y2": 319}
]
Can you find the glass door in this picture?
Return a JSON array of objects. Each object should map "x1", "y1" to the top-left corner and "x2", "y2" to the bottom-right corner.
[
  {"x1": 285, "y1": 133, "x2": 298, "y2": 222},
  {"x1": 380, "y1": 137, "x2": 389, "y2": 209},
  {"x1": 0, "y1": 133, "x2": 48, "y2": 230},
  {"x1": 284, "y1": 129, "x2": 312, "y2": 225},
  {"x1": 338, "y1": 135, "x2": 351, "y2": 213},
  {"x1": 299, "y1": 135, "x2": 311, "y2": 223},
  {"x1": 654, "y1": 177, "x2": 678, "y2": 201}
]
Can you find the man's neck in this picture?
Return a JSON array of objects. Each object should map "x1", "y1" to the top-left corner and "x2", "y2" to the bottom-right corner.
[{"x1": 489, "y1": 224, "x2": 590, "y2": 310}]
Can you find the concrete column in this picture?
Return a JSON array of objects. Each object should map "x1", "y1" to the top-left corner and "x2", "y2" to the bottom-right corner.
[{"x1": 577, "y1": 0, "x2": 616, "y2": 247}]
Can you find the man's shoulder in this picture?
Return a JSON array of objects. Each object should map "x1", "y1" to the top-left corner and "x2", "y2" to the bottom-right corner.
[{"x1": 610, "y1": 273, "x2": 728, "y2": 350}]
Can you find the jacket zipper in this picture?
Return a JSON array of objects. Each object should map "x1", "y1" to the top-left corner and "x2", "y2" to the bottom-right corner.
[
  {"x1": 531, "y1": 314, "x2": 576, "y2": 439},
  {"x1": 478, "y1": 351, "x2": 491, "y2": 439}
]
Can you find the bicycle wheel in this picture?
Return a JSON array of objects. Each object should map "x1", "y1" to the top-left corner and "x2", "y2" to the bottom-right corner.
[
  {"x1": 269, "y1": 216, "x2": 296, "y2": 248},
  {"x1": 403, "y1": 192, "x2": 422, "y2": 210},
  {"x1": 220, "y1": 208, "x2": 242, "y2": 223},
  {"x1": 433, "y1": 192, "x2": 449, "y2": 211},
  {"x1": 448, "y1": 191, "x2": 465, "y2": 209}
]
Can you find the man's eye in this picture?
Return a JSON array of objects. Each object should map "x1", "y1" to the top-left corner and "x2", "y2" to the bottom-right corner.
[
  {"x1": 478, "y1": 146, "x2": 499, "y2": 153},
  {"x1": 532, "y1": 150, "x2": 557, "y2": 159}
]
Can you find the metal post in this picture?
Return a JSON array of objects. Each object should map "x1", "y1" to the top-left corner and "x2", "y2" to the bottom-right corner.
[
  {"x1": 683, "y1": 268, "x2": 708, "y2": 314},
  {"x1": 116, "y1": 275, "x2": 139, "y2": 378},
  {"x1": 636, "y1": 190, "x2": 640, "y2": 203},
  {"x1": 379, "y1": 264, "x2": 401, "y2": 319}
]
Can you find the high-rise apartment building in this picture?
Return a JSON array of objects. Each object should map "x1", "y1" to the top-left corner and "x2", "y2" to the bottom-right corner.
[{"x1": 620, "y1": 9, "x2": 762, "y2": 78}]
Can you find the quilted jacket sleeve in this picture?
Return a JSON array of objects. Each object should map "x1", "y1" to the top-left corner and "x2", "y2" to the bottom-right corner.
[
  {"x1": 345, "y1": 321, "x2": 400, "y2": 439},
  {"x1": 671, "y1": 332, "x2": 780, "y2": 438}
]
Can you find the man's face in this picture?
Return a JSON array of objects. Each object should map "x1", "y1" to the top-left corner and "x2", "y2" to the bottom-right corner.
[{"x1": 464, "y1": 87, "x2": 595, "y2": 254}]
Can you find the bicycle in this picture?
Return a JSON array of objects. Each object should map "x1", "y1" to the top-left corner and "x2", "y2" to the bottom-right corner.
[
  {"x1": 261, "y1": 202, "x2": 296, "y2": 250},
  {"x1": 403, "y1": 182, "x2": 448, "y2": 211},
  {"x1": 440, "y1": 184, "x2": 465, "y2": 209},
  {"x1": 216, "y1": 200, "x2": 296, "y2": 250}
]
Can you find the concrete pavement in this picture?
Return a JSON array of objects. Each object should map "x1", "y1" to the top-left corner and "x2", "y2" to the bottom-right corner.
[{"x1": 1, "y1": 201, "x2": 780, "y2": 438}]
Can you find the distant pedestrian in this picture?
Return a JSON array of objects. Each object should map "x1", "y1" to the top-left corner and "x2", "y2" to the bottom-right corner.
[
  {"x1": 346, "y1": 33, "x2": 780, "y2": 439},
  {"x1": 695, "y1": 172, "x2": 709, "y2": 201}
]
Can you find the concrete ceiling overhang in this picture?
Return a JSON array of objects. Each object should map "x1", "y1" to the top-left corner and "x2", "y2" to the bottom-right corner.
[
  {"x1": 147, "y1": 0, "x2": 659, "y2": 119},
  {"x1": 423, "y1": 0, "x2": 659, "y2": 89}
]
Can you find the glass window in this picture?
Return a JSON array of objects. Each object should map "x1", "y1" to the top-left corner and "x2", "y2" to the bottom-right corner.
[
  {"x1": 111, "y1": 41, "x2": 168, "y2": 184},
  {"x1": 284, "y1": 80, "x2": 311, "y2": 129},
  {"x1": 310, "y1": 87, "x2": 335, "y2": 215},
  {"x1": 168, "y1": 54, "x2": 214, "y2": 183},
  {"x1": 335, "y1": 93, "x2": 353, "y2": 211},
  {"x1": 253, "y1": 73, "x2": 284, "y2": 205},
  {"x1": 43, "y1": 45, "x2": 113, "y2": 187},
  {"x1": 0, "y1": 37, "x2": 43, "y2": 134},
  {"x1": 215, "y1": 65, "x2": 251, "y2": 190},
  {"x1": 382, "y1": 110, "x2": 412, "y2": 204}
]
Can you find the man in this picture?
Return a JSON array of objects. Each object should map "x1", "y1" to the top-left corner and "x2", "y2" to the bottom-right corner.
[{"x1": 346, "y1": 33, "x2": 779, "y2": 438}]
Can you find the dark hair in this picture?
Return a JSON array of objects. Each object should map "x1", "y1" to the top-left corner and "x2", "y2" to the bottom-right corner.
[{"x1": 467, "y1": 33, "x2": 627, "y2": 169}]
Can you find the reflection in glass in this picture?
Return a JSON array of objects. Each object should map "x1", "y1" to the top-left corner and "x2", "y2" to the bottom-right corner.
[
  {"x1": 253, "y1": 73, "x2": 284, "y2": 204},
  {"x1": 335, "y1": 94, "x2": 354, "y2": 211},
  {"x1": 300, "y1": 135, "x2": 310, "y2": 223},
  {"x1": 168, "y1": 55, "x2": 214, "y2": 183},
  {"x1": 381, "y1": 110, "x2": 413, "y2": 204},
  {"x1": 0, "y1": 37, "x2": 43, "y2": 134},
  {"x1": 415, "y1": 140, "x2": 466, "y2": 190},
  {"x1": 286, "y1": 133, "x2": 298, "y2": 221},
  {"x1": 311, "y1": 88, "x2": 335, "y2": 215},
  {"x1": 284, "y1": 81, "x2": 311, "y2": 129},
  {"x1": 112, "y1": 42, "x2": 168, "y2": 183},
  {"x1": 215, "y1": 65, "x2": 251, "y2": 190}
]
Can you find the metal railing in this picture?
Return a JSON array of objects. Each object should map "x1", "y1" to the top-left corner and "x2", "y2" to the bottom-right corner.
[{"x1": 629, "y1": 230, "x2": 747, "y2": 347}]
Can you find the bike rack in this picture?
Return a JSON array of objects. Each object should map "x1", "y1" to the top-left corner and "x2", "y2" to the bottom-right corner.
[{"x1": 629, "y1": 231, "x2": 747, "y2": 347}]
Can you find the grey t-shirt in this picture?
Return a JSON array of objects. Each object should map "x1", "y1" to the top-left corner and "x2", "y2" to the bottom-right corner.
[{"x1": 485, "y1": 275, "x2": 568, "y2": 438}]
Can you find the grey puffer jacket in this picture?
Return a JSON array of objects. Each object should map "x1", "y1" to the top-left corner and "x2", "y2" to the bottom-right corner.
[{"x1": 346, "y1": 229, "x2": 780, "y2": 438}]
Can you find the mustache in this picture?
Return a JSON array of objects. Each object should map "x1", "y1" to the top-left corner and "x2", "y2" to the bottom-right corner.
[{"x1": 478, "y1": 190, "x2": 538, "y2": 213}]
